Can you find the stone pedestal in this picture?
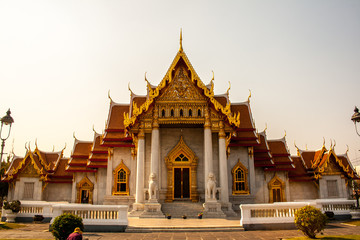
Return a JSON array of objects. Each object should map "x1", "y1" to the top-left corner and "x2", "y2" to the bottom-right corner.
[
  {"x1": 128, "y1": 203, "x2": 145, "y2": 217},
  {"x1": 221, "y1": 202, "x2": 237, "y2": 217},
  {"x1": 139, "y1": 200, "x2": 164, "y2": 218},
  {"x1": 203, "y1": 200, "x2": 226, "y2": 218}
]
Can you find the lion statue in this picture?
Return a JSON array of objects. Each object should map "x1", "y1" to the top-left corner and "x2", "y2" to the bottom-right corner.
[
  {"x1": 206, "y1": 172, "x2": 217, "y2": 200},
  {"x1": 148, "y1": 172, "x2": 158, "y2": 200}
]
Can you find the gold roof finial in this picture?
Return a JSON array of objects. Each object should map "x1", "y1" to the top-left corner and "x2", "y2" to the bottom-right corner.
[
  {"x1": 108, "y1": 90, "x2": 113, "y2": 103},
  {"x1": 226, "y1": 81, "x2": 231, "y2": 96},
  {"x1": 283, "y1": 130, "x2": 287, "y2": 138},
  {"x1": 248, "y1": 89, "x2": 252, "y2": 103},
  {"x1": 179, "y1": 28, "x2": 183, "y2": 52},
  {"x1": 263, "y1": 123, "x2": 268, "y2": 132}
]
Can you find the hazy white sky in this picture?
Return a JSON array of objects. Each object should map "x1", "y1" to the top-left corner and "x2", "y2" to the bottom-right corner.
[{"x1": 0, "y1": 1, "x2": 359, "y2": 164}]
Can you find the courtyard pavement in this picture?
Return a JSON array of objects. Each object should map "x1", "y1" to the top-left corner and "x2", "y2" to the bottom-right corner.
[{"x1": 0, "y1": 218, "x2": 359, "y2": 240}]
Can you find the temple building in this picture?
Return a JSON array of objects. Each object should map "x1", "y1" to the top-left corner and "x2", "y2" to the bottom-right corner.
[{"x1": 3, "y1": 34, "x2": 358, "y2": 217}]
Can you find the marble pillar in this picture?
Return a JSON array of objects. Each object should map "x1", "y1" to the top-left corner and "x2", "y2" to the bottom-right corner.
[
  {"x1": 218, "y1": 121, "x2": 229, "y2": 203},
  {"x1": 204, "y1": 107, "x2": 213, "y2": 202},
  {"x1": 248, "y1": 147, "x2": 256, "y2": 196},
  {"x1": 105, "y1": 149, "x2": 113, "y2": 196},
  {"x1": 135, "y1": 129, "x2": 145, "y2": 205}
]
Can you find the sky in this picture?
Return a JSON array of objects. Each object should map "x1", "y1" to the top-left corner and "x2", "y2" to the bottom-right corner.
[{"x1": 0, "y1": 1, "x2": 359, "y2": 165}]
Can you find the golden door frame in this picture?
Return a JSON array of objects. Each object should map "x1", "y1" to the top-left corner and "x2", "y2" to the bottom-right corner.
[
  {"x1": 76, "y1": 176, "x2": 94, "y2": 204},
  {"x1": 165, "y1": 136, "x2": 198, "y2": 202}
]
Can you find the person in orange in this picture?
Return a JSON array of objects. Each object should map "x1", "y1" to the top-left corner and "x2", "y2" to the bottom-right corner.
[{"x1": 66, "y1": 227, "x2": 83, "y2": 240}]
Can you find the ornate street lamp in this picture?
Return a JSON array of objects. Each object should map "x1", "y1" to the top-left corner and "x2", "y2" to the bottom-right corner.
[
  {"x1": 351, "y1": 106, "x2": 360, "y2": 137},
  {"x1": 0, "y1": 109, "x2": 14, "y2": 174}
]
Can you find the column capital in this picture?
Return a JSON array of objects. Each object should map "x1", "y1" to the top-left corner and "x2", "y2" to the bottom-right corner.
[
  {"x1": 138, "y1": 122, "x2": 145, "y2": 138},
  {"x1": 153, "y1": 107, "x2": 159, "y2": 129},
  {"x1": 219, "y1": 120, "x2": 226, "y2": 138},
  {"x1": 204, "y1": 107, "x2": 211, "y2": 128}
]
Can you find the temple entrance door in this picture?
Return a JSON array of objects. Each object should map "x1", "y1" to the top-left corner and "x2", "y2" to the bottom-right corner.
[
  {"x1": 174, "y1": 167, "x2": 190, "y2": 199},
  {"x1": 81, "y1": 190, "x2": 89, "y2": 203}
]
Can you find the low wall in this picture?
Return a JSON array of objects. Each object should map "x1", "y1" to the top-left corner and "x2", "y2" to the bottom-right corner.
[
  {"x1": 1, "y1": 201, "x2": 64, "y2": 223},
  {"x1": 50, "y1": 204, "x2": 128, "y2": 232},
  {"x1": 240, "y1": 199, "x2": 355, "y2": 230}
]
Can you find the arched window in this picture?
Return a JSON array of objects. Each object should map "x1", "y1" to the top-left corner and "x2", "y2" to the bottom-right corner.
[
  {"x1": 197, "y1": 109, "x2": 201, "y2": 117},
  {"x1": 171, "y1": 109, "x2": 174, "y2": 117},
  {"x1": 113, "y1": 160, "x2": 130, "y2": 195},
  {"x1": 180, "y1": 109, "x2": 183, "y2": 117},
  {"x1": 161, "y1": 109, "x2": 165, "y2": 117},
  {"x1": 189, "y1": 109, "x2": 192, "y2": 117},
  {"x1": 231, "y1": 160, "x2": 249, "y2": 195},
  {"x1": 268, "y1": 175, "x2": 285, "y2": 203}
]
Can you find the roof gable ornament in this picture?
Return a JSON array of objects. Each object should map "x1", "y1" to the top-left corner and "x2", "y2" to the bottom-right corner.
[
  {"x1": 179, "y1": 28, "x2": 183, "y2": 52},
  {"x1": 124, "y1": 33, "x2": 241, "y2": 129}
]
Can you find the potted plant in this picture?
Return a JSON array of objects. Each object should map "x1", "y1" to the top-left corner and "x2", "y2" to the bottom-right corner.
[
  {"x1": 182, "y1": 215, "x2": 187, "y2": 219},
  {"x1": 166, "y1": 214, "x2": 171, "y2": 219},
  {"x1": 2, "y1": 200, "x2": 21, "y2": 223},
  {"x1": 198, "y1": 212, "x2": 203, "y2": 219}
]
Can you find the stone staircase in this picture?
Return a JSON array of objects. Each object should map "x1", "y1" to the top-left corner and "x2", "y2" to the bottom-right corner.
[{"x1": 161, "y1": 201, "x2": 204, "y2": 218}]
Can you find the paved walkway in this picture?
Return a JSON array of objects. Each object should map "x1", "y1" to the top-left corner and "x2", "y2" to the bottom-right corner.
[{"x1": 0, "y1": 219, "x2": 359, "y2": 240}]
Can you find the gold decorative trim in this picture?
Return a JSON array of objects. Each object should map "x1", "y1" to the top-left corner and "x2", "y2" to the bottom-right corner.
[
  {"x1": 231, "y1": 159, "x2": 249, "y2": 195},
  {"x1": 76, "y1": 176, "x2": 94, "y2": 204},
  {"x1": 112, "y1": 160, "x2": 130, "y2": 196},
  {"x1": 124, "y1": 48, "x2": 240, "y2": 129},
  {"x1": 165, "y1": 136, "x2": 198, "y2": 202},
  {"x1": 268, "y1": 174, "x2": 286, "y2": 203}
]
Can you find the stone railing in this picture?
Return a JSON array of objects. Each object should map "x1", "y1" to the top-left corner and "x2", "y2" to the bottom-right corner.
[
  {"x1": 314, "y1": 198, "x2": 355, "y2": 215},
  {"x1": 1, "y1": 201, "x2": 62, "y2": 222},
  {"x1": 51, "y1": 204, "x2": 128, "y2": 232},
  {"x1": 240, "y1": 201, "x2": 313, "y2": 230},
  {"x1": 240, "y1": 199, "x2": 356, "y2": 230}
]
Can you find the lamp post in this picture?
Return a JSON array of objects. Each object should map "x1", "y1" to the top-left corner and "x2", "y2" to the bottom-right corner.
[
  {"x1": 0, "y1": 109, "x2": 14, "y2": 174},
  {"x1": 352, "y1": 106, "x2": 360, "y2": 137}
]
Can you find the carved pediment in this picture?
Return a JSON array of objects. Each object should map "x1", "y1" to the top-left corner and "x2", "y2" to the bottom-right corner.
[
  {"x1": 157, "y1": 67, "x2": 206, "y2": 102},
  {"x1": 323, "y1": 157, "x2": 343, "y2": 175},
  {"x1": 19, "y1": 161, "x2": 40, "y2": 178}
]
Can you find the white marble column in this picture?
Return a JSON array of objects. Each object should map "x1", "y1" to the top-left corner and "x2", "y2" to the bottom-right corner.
[
  {"x1": 218, "y1": 121, "x2": 229, "y2": 203},
  {"x1": 135, "y1": 128, "x2": 145, "y2": 204},
  {"x1": 248, "y1": 147, "x2": 256, "y2": 196},
  {"x1": 150, "y1": 108, "x2": 160, "y2": 180},
  {"x1": 71, "y1": 177, "x2": 76, "y2": 203},
  {"x1": 204, "y1": 107, "x2": 213, "y2": 201},
  {"x1": 105, "y1": 149, "x2": 113, "y2": 196}
]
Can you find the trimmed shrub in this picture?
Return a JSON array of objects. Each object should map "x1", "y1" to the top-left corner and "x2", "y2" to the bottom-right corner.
[
  {"x1": 294, "y1": 205, "x2": 327, "y2": 239},
  {"x1": 50, "y1": 213, "x2": 84, "y2": 240}
]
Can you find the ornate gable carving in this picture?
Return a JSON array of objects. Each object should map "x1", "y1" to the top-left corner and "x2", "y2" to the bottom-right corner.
[
  {"x1": 19, "y1": 161, "x2": 40, "y2": 178},
  {"x1": 158, "y1": 67, "x2": 206, "y2": 102},
  {"x1": 322, "y1": 156, "x2": 343, "y2": 175}
]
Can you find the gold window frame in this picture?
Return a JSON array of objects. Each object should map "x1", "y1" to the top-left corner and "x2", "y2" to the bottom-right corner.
[
  {"x1": 112, "y1": 160, "x2": 130, "y2": 196},
  {"x1": 232, "y1": 159, "x2": 249, "y2": 195},
  {"x1": 268, "y1": 174, "x2": 286, "y2": 203}
]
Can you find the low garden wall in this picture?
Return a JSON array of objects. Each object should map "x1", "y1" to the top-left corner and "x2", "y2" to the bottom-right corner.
[
  {"x1": 50, "y1": 204, "x2": 128, "y2": 232},
  {"x1": 240, "y1": 199, "x2": 355, "y2": 230}
]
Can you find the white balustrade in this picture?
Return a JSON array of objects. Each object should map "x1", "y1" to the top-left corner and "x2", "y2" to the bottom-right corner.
[
  {"x1": 17, "y1": 201, "x2": 59, "y2": 220},
  {"x1": 51, "y1": 204, "x2": 128, "y2": 227},
  {"x1": 240, "y1": 199, "x2": 356, "y2": 230}
]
